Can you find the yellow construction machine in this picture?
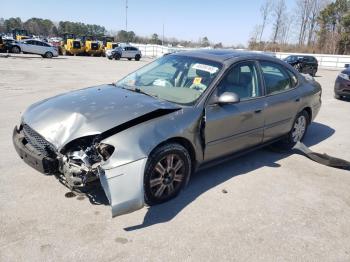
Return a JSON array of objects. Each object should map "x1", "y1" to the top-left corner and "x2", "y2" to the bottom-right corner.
[
  {"x1": 60, "y1": 33, "x2": 84, "y2": 56},
  {"x1": 82, "y1": 36, "x2": 103, "y2": 56},
  {"x1": 12, "y1": 29, "x2": 30, "y2": 41},
  {"x1": 102, "y1": 36, "x2": 119, "y2": 56}
]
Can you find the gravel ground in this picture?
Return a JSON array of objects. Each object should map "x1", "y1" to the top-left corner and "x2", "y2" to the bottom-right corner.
[{"x1": 0, "y1": 54, "x2": 349, "y2": 262}]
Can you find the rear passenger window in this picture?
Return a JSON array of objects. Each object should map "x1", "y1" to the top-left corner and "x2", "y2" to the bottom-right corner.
[
  {"x1": 218, "y1": 62, "x2": 261, "y2": 100},
  {"x1": 260, "y1": 62, "x2": 294, "y2": 95}
]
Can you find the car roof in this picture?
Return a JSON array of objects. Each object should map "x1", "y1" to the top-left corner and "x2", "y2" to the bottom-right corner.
[
  {"x1": 172, "y1": 49, "x2": 276, "y2": 63},
  {"x1": 22, "y1": 38, "x2": 42, "y2": 42}
]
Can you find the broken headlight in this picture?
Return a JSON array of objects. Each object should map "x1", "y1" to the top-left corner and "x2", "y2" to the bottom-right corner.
[{"x1": 96, "y1": 143, "x2": 115, "y2": 161}]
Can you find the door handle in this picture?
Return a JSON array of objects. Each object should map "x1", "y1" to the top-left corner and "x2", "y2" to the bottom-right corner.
[
  {"x1": 254, "y1": 109, "x2": 263, "y2": 113},
  {"x1": 295, "y1": 98, "x2": 301, "y2": 102}
]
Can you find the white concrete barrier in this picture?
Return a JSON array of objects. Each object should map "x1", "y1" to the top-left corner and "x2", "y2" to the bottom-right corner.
[{"x1": 129, "y1": 43, "x2": 350, "y2": 69}]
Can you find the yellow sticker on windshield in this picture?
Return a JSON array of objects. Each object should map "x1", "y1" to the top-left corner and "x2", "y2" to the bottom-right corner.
[{"x1": 193, "y1": 77, "x2": 202, "y2": 85}]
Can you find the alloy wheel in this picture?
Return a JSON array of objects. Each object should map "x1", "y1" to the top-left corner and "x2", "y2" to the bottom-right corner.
[
  {"x1": 292, "y1": 115, "x2": 307, "y2": 142},
  {"x1": 149, "y1": 154, "x2": 185, "y2": 199}
]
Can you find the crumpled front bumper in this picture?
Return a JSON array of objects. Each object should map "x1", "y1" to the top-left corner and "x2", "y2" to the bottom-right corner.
[
  {"x1": 13, "y1": 125, "x2": 147, "y2": 217},
  {"x1": 12, "y1": 126, "x2": 58, "y2": 174}
]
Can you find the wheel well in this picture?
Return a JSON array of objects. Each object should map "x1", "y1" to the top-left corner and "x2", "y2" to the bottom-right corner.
[
  {"x1": 12, "y1": 45, "x2": 21, "y2": 51},
  {"x1": 302, "y1": 107, "x2": 312, "y2": 123},
  {"x1": 151, "y1": 137, "x2": 197, "y2": 170}
]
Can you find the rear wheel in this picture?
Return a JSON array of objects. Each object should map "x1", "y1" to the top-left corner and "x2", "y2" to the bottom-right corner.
[
  {"x1": 277, "y1": 110, "x2": 310, "y2": 149},
  {"x1": 128, "y1": 58, "x2": 132, "y2": 61},
  {"x1": 135, "y1": 54, "x2": 141, "y2": 61},
  {"x1": 11, "y1": 46, "x2": 20, "y2": 54},
  {"x1": 144, "y1": 143, "x2": 191, "y2": 205}
]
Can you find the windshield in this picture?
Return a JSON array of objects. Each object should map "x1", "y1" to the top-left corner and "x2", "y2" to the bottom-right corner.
[{"x1": 115, "y1": 55, "x2": 222, "y2": 105}]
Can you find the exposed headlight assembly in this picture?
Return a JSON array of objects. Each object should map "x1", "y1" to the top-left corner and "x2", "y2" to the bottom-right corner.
[{"x1": 96, "y1": 143, "x2": 115, "y2": 161}]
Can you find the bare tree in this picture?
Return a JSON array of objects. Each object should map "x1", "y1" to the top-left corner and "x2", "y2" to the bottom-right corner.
[
  {"x1": 259, "y1": 0, "x2": 272, "y2": 42},
  {"x1": 307, "y1": 0, "x2": 330, "y2": 46},
  {"x1": 278, "y1": 13, "x2": 292, "y2": 45},
  {"x1": 296, "y1": 0, "x2": 314, "y2": 45},
  {"x1": 271, "y1": 0, "x2": 286, "y2": 43},
  {"x1": 251, "y1": 25, "x2": 262, "y2": 43}
]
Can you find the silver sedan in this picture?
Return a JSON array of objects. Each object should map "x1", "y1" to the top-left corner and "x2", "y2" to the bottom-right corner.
[{"x1": 13, "y1": 50, "x2": 322, "y2": 217}]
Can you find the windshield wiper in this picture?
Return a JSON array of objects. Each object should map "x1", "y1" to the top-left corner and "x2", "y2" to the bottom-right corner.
[{"x1": 112, "y1": 83, "x2": 158, "y2": 99}]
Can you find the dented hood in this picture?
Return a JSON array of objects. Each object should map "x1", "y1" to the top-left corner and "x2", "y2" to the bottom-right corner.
[{"x1": 22, "y1": 84, "x2": 180, "y2": 150}]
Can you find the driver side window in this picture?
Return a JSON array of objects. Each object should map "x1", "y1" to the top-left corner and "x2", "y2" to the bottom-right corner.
[{"x1": 218, "y1": 62, "x2": 261, "y2": 100}]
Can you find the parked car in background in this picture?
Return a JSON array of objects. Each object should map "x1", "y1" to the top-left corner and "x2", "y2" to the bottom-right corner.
[
  {"x1": 334, "y1": 67, "x2": 350, "y2": 99},
  {"x1": 0, "y1": 38, "x2": 17, "y2": 52},
  {"x1": 106, "y1": 45, "x2": 142, "y2": 61},
  {"x1": 10, "y1": 39, "x2": 58, "y2": 58},
  {"x1": 13, "y1": 50, "x2": 322, "y2": 217},
  {"x1": 283, "y1": 55, "x2": 318, "y2": 77}
]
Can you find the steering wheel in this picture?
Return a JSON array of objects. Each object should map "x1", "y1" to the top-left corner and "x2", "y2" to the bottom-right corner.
[{"x1": 152, "y1": 79, "x2": 173, "y2": 88}]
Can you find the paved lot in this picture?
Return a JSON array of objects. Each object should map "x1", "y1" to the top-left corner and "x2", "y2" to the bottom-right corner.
[{"x1": 0, "y1": 54, "x2": 350, "y2": 262}]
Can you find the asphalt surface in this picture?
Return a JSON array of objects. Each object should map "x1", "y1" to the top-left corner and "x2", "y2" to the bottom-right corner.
[{"x1": 0, "y1": 54, "x2": 350, "y2": 262}]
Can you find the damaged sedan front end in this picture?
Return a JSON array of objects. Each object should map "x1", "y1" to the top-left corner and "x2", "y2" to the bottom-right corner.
[{"x1": 13, "y1": 82, "x2": 184, "y2": 216}]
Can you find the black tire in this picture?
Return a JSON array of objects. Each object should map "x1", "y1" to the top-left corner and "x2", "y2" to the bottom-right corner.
[
  {"x1": 135, "y1": 54, "x2": 141, "y2": 61},
  {"x1": 277, "y1": 110, "x2": 310, "y2": 149},
  {"x1": 114, "y1": 53, "x2": 121, "y2": 60},
  {"x1": 107, "y1": 56, "x2": 112, "y2": 60},
  {"x1": 44, "y1": 52, "x2": 53, "y2": 58},
  {"x1": 311, "y1": 68, "x2": 317, "y2": 77},
  {"x1": 144, "y1": 143, "x2": 191, "y2": 205},
  {"x1": 334, "y1": 94, "x2": 342, "y2": 100},
  {"x1": 11, "y1": 46, "x2": 20, "y2": 54},
  {"x1": 128, "y1": 58, "x2": 132, "y2": 61}
]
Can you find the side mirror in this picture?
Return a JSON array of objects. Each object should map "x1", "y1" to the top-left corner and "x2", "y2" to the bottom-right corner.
[{"x1": 217, "y1": 92, "x2": 240, "y2": 105}]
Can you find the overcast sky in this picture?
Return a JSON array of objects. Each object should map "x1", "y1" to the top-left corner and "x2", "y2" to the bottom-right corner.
[{"x1": 1, "y1": 0, "x2": 296, "y2": 45}]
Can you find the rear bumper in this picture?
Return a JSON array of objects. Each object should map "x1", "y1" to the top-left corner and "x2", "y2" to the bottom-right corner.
[{"x1": 12, "y1": 126, "x2": 58, "y2": 174}]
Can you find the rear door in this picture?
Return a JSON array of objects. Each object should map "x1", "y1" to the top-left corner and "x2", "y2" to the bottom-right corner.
[
  {"x1": 258, "y1": 61, "x2": 301, "y2": 142},
  {"x1": 30, "y1": 40, "x2": 43, "y2": 54},
  {"x1": 204, "y1": 61, "x2": 266, "y2": 161}
]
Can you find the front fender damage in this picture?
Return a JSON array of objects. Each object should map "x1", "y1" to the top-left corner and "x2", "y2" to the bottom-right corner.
[
  {"x1": 100, "y1": 158, "x2": 147, "y2": 217},
  {"x1": 58, "y1": 108, "x2": 180, "y2": 217}
]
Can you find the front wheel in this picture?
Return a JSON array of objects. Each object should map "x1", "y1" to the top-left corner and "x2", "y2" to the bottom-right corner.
[
  {"x1": 293, "y1": 63, "x2": 302, "y2": 72},
  {"x1": 44, "y1": 52, "x2": 53, "y2": 58},
  {"x1": 114, "y1": 53, "x2": 121, "y2": 60},
  {"x1": 11, "y1": 46, "x2": 20, "y2": 54},
  {"x1": 334, "y1": 94, "x2": 342, "y2": 100},
  {"x1": 144, "y1": 143, "x2": 191, "y2": 205}
]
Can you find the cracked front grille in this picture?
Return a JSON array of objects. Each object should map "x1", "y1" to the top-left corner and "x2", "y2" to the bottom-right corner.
[{"x1": 22, "y1": 124, "x2": 56, "y2": 157}]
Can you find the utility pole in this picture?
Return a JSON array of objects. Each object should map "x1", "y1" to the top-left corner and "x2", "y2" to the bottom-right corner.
[
  {"x1": 125, "y1": 0, "x2": 128, "y2": 32},
  {"x1": 162, "y1": 23, "x2": 164, "y2": 46}
]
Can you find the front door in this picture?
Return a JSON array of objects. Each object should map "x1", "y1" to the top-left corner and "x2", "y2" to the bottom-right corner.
[{"x1": 204, "y1": 61, "x2": 266, "y2": 161}]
